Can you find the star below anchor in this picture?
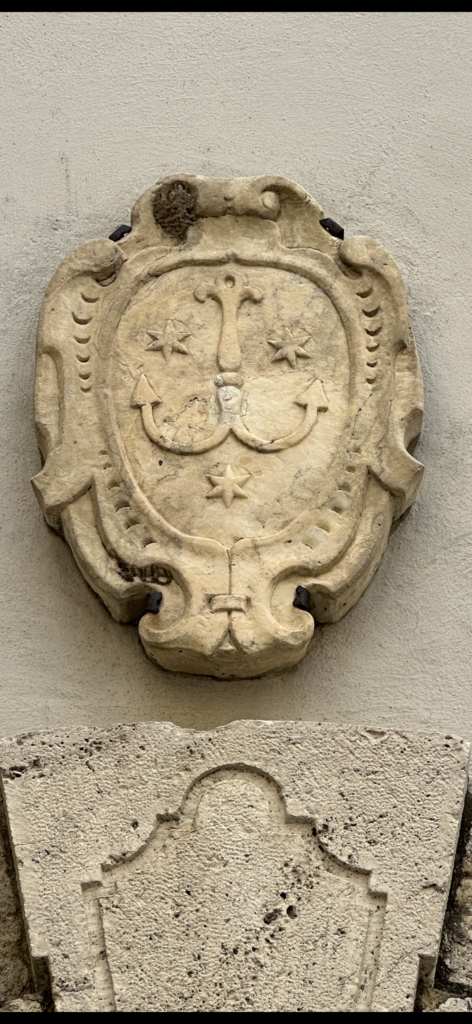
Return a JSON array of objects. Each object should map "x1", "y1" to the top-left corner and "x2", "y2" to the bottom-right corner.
[
  {"x1": 268, "y1": 327, "x2": 312, "y2": 369},
  {"x1": 145, "y1": 319, "x2": 191, "y2": 361},
  {"x1": 206, "y1": 464, "x2": 251, "y2": 508}
]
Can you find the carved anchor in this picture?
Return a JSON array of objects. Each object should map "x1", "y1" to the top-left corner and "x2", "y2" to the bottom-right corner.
[
  {"x1": 132, "y1": 270, "x2": 329, "y2": 454},
  {"x1": 132, "y1": 375, "x2": 328, "y2": 454}
]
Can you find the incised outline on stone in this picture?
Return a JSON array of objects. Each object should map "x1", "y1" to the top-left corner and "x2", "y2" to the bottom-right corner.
[{"x1": 82, "y1": 767, "x2": 386, "y2": 1012}]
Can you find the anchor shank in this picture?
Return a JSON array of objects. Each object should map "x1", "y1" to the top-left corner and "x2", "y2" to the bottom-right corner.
[
  {"x1": 216, "y1": 289, "x2": 243, "y2": 372},
  {"x1": 195, "y1": 272, "x2": 263, "y2": 374}
]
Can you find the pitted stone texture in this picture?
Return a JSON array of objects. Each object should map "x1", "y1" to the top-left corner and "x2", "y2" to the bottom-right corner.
[
  {"x1": 0, "y1": 793, "x2": 33, "y2": 1007},
  {"x1": 435, "y1": 790, "x2": 472, "y2": 995},
  {"x1": 429, "y1": 997, "x2": 472, "y2": 1012},
  {"x1": 0, "y1": 721, "x2": 467, "y2": 1013},
  {"x1": 0, "y1": 996, "x2": 42, "y2": 1013}
]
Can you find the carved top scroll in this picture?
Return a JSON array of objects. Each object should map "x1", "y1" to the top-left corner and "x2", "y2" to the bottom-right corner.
[{"x1": 33, "y1": 174, "x2": 423, "y2": 678}]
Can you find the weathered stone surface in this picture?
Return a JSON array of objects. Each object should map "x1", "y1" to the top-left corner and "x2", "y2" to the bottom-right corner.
[
  {"x1": 428, "y1": 996, "x2": 472, "y2": 1012},
  {"x1": 428, "y1": 788, "x2": 472, "y2": 1001},
  {"x1": 0, "y1": 996, "x2": 43, "y2": 1013},
  {"x1": 0, "y1": 721, "x2": 467, "y2": 1012},
  {"x1": 33, "y1": 174, "x2": 423, "y2": 678},
  {"x1": 0, "y1": 792, "x2": 34, "y2": 1008}
]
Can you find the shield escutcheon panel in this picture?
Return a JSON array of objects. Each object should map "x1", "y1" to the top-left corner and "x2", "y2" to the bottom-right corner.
[{"x1": 33, "y1": 175, "x2": 423, "y2": 677}]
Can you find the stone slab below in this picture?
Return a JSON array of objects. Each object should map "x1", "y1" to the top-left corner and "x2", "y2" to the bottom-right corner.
[{"x1": 0, "y1": 721, "x2": 468, "y2": 1012}]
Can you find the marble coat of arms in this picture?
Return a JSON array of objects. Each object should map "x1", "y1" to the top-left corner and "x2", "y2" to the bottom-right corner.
[{"x1": 33, "y1": 175, "x2": 423, "y2": 677}]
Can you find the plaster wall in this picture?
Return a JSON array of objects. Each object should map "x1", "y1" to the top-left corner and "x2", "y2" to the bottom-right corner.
[{"x1": 1, "y1": 11, "x2": 471, "y2": 740}]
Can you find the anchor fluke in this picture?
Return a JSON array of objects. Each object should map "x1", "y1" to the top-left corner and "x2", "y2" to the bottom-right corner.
[{"x1": 131, "y1": 374, "x2": 162, "y2": 409}]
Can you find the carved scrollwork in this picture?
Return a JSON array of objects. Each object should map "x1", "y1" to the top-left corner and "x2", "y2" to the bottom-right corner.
[{"x1": 33, "y1": 175, "x2": 423, "y2": 677}]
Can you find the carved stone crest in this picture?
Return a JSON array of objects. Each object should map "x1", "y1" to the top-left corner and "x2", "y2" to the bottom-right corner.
[{"x1": 33, "y1": 175, "x2": 423, "y2": 677}]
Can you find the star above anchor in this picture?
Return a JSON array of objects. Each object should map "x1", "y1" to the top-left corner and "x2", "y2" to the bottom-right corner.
[
  {"x1": 206, "y1": 464, "x2": 251, "y2": 508},
  {"x1": 145, "y1": 319, "x2": 191, "y2": 362},
  {"x1": 268, "y1": 327, "x2": 312, "y2": 369}
]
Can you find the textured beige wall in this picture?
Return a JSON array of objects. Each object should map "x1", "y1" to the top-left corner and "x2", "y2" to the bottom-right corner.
[{"x1": 1, "y1": 11, "x2": 471, "y2": 739}]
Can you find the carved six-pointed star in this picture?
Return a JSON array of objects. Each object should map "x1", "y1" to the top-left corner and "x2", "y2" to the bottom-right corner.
[
  {"x1": 206, "y1": 464, "x2": 251, "y2": 507},
  {"x1": 268, "y1": 326, "x2": 313, "y2": 369},
  {"x1": 145, "y1": 318, "x2": 191, "y2": 361}
]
